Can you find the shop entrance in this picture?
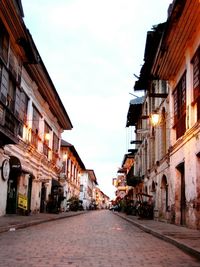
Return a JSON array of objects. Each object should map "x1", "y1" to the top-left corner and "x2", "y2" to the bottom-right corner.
[
  {"x1": 6, "y1": 156, "x2": 21, "y2": 214},
  {"x1": 6, "y1": 176, "x2": 18, "y2": 214}
]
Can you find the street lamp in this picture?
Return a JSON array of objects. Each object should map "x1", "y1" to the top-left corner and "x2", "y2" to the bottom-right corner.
[
  {"x1": 150, "y1": 111, "x2": 160, "y2": 127},
  {"x1": 63, "y1": 152, "x2": 68, "y2": 161},
  {"x1": 44, "y1": 132, "x2": 50, "y2": 141}
]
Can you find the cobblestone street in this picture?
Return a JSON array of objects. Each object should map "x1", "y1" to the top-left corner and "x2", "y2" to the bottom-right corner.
[{"x1": 0, "y1": 210, "x2": 199, "y2": 267}]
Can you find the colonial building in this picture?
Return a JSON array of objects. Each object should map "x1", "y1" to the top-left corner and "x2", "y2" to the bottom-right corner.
[
  {"x1": 60, "y1": 140, "x2": 85, "y2": 210},
  {"x1": 79, "y1": 169, "x2": 98, "y2": 210},
  {"x1": 94, "y1": 187, "x2": 110, "y2": 209},
  {"x1": 125, "y1": 0, "x2": 200, "y2": 229},
  {"x1": 0, "y1": 1, "x2": 72, "y2": 215}
]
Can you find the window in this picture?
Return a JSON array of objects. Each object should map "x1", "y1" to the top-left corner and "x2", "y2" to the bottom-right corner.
[
  {"x1": 80, "y1": 185, "x2": 83, "y2": 192},
  {"x1": 31, "y1": 105, "x2": 40, "y2": 147},
  {"x1": 161, "y1": 80, "x2": 167, "y2": 94},
  {"x1": 0, "y1": 65, "x2": 9, "y2": 104},
  {"x1": 18, "y1": 90, "x2": 29, "y2": 137},
  {"x1": 161, "y1": 108, "x2": 167, "y2": 157},
  {"x1": 61, "y1": 161, "x2": 66, "y2": 174},
  {"x1": 52, "y1": 133, "x2": 59, "y2": 153},
  {"x1": 43, "y1": 121, "x2": 51, "y2": 157},
  {"x1": 70, "y1": 160, "x2": 73, "y2": 180},
  {"x1": 19, "y1": 90, "x2": 28, "y2": 122},
  {"x1": 7, "y1": 78, "x2": 15, "y2": 112},
  {"x1": 173, "y1": 72, "x2": 186, "y2": 139},
  {"x1": 52, "y1": 133, "x2": 59, "y2": 162},
  {"x1": 0, "y1": 19, "x2": 9, "y2": 64},
  {"x1": 191, "y1": 47, "x2": 200, "y2": 120},
  {"x1": 66, "y1": 158, "x2": 70, "y2": 178}
]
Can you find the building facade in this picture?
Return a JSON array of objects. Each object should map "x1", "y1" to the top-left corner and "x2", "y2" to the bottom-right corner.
[
  {"x1": 94, "y1": 187, "x2": 110, "y2": 209},
  {"x1": 60, "y1": 140, "x2": 85, "y2": 211},
  {"x1": 79, "y1": 169, "x2": 98, "y2": 210},
  {"x1": 125, "y1": 0, "x2": 200, "y2": 229},
  {"x1": 0, "y1": 0, "x2": 72, "y2": 216}
]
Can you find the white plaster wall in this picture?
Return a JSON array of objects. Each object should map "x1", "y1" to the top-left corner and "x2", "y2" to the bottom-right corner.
[
  {"x1": 170, "y1": 134, "x2": 200, "y2": 227},
  {"x1": 0, "y1": 152, "x2": 9, "y2": 216},
  {"x1": 31, "y1": 181, "x2": 41, "y2": 213},
  {"x1": 0, "y1": 174, "x2": 8, "y2": 216}
]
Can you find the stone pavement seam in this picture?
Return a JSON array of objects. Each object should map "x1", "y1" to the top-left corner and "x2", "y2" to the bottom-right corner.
[{"x1": 114, "y1": 212, "x2": 200, "y2": 261}]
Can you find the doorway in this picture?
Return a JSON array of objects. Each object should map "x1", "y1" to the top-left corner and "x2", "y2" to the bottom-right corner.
[
  {"x1": 27, "y1": 175, "x2": 33, "y2": 213},
  {"x1": 176, "y1": 162, "x2": 186, "y2": 225},
  {"x1": 161, "y1": 175, "x2": 168, "y2": 213},
  {"x1": 40, "y1": 183, "x2": 47, "y2": 213},
  {"x1": 6, "y1": 156, "x2": 22, "y2": 214},
  {"x1": 6, "y1": 175, "x2": 18, "y2": 214}
]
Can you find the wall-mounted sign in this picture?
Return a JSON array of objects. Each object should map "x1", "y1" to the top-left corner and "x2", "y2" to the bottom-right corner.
[
  {"x1": 18, "y1": 193, "x2": 28, "y2": 210},
  {"x1": 1, "y1": 159, "x2": 10, "y2": 181}
]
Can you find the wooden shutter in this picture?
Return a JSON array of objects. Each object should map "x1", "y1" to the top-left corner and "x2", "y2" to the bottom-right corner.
[
  {"x1": 0, "y1": 67, "x2": 9, "y2": 104},
  {"x1": 19, "y1": 91, "x2": 28, "y2": 122},
  {"x1": 15, "y1": 87, "x2": 21, "y2": 118},
  {"x1": 192, "y1": 47, "x2": 200, "y2": 101},
  {"x1": 173, "y1": 88, "x2": 178, "y2": 124},
  {"x1": 32, "y1": 106, "x2": 40, "y2": 132},
  {"x1": 173, "y1": 72, "x2": 186, "y2": 139},
  {"x1": 180, "y1": 72, "x2": 186, "y2": 115},
  {"x1": 53, "y1": 133, "x2": 59, "y2": 152},
  {"x1": 0, "y1": 20, "x2": 9, "y2": 64}
]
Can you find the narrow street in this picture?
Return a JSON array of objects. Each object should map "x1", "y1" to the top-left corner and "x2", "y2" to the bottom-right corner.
[{"x1": 0, "y1": 210, "x2": 199, "y2": 267}]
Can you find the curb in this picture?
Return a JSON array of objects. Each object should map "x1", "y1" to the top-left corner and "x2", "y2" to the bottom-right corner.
[
  {"x1": 114, "y1": 212, "x2": 200, "y2": 261},
  {"x1": 0, "y1": 211, "x2": 86, "y2": 234}
]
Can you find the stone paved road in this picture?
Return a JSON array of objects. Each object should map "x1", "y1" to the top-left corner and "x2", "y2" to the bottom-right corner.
[{"x1": 0, "y1": 210, "x2": 199, "y2": 267}]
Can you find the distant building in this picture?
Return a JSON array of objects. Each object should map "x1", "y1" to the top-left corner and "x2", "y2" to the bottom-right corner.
[
  {"x1": 79, "y1": 169, "x2": 98, "y2": 210},
  {"x1": 95, "y1": 187, "x2": 110, "y2": 209},
  {"x1": 60, "y1": 140, "x2": 85, "y2": 211}
]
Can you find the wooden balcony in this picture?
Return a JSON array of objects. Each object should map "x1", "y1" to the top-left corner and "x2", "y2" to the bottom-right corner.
[{"x1": 0, "y1": 103, "x2": 19, "y2": 147}]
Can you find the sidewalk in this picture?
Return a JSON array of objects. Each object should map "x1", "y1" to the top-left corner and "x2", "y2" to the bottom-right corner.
[
  {"x1": 0, "y1": 211, "x2": 86, "y2": 233},
  {"x1": 114, "y1": 212, "x2": 200, "y2": 261}
]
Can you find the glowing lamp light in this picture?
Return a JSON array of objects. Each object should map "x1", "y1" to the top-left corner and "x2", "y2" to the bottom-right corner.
[
  {"x1": 63, "y1": 152, "x2": 68, "y2": 161},
  {"x1": 45, "y1": 133, "x2": 50, "y2": 141},
  {"x1": 150, "y1": 112, "x2": 160, "y2": 127}
]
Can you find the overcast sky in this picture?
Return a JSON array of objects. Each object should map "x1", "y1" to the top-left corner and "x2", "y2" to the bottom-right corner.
[{"x1": 22, "y1": 0, "x2": 172, "y2": 199}]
